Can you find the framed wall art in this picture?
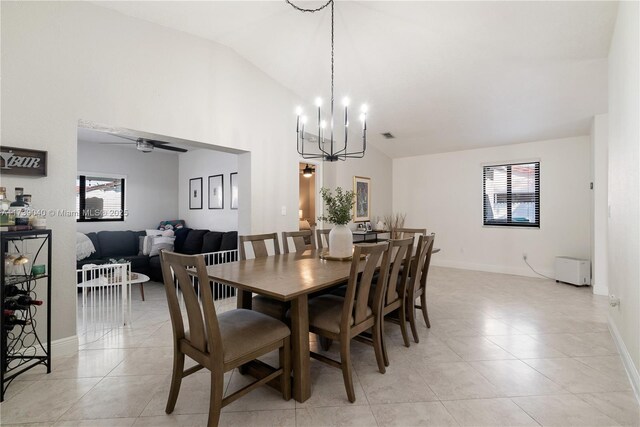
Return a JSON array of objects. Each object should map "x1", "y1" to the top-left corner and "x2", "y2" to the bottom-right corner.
[
  {"x1": 189, "y1": 177, "x2": 203, "y2": 210},
  {"x1": 353, "y1": 175, "x2": 371, "y2": 222},
  {"x1": 208, "y1": 174, "x2": 224, "y2": 209}
]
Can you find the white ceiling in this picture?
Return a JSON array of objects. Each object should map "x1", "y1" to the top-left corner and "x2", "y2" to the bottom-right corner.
[{"x1": 94, "y1": 1, "x2": 618, "y2": 158}]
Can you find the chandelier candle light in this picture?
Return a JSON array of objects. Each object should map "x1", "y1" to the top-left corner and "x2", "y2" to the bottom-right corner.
[{"x1": 289, "y1": 0, "x2": 368, "y2": 162}]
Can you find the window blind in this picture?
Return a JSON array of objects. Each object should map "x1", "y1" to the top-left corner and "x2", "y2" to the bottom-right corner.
[{"x1": 483, "y1": 162, "x2": 540, "y2": 227}]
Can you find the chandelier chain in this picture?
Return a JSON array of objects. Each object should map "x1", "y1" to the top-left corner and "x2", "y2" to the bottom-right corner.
[{"x1": 285, "y1": 0, "x2": 332, "y2": 13}]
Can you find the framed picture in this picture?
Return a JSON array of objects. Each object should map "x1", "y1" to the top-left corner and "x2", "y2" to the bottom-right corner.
[
  {"x1": 208, "y1": 174, "x2": 224, "y2": 209},
  {"x1": 1, "y1": 146, "x2": 47, "y2": 177},
  {"x1": 230, "y1": 172, "x2": 238, "y2": 210},
  {"x1": 353, "y1": 176, "x2": 371, "y2": 222},
  {"x1": 189, "y1": 177, "x2": 203, "y2": 210}
]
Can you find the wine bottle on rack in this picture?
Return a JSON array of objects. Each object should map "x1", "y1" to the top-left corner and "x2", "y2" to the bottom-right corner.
[
  {"x1": 3, "y1": 309, "x2": 15, "y2": 316},
  {"x1": 3, "y1": 314, "x2": 31, "y2": 330},
  {"x1": 4, "y1": 300, "x2": 28, "y2": 310},
  {"x1": 3, "y1": 285, "x2": 30, "y2": 297},
  {"x1": 4, "y1": 296, "x2": 43, "y2": 307}
]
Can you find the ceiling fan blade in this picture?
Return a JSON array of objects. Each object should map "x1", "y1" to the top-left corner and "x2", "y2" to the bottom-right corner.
[
  {"x1": 105, "y1": 133, "x2": 139, "y2": 143},
  {"x1": 154, "y1": 144, "x2": 187, "y2": 153},
  {"x1": 147, "y1": 140, "x2": 169, "y2": 145}
]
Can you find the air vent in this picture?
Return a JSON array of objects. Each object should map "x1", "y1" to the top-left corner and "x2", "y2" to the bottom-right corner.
[{"x1": 381, "y1": 132, "x2": 395, "y2": 139}]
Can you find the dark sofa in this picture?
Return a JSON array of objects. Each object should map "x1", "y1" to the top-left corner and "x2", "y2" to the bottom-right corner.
[{"x1": 77, "y1": 228, "x2": 238, "y2": 282}]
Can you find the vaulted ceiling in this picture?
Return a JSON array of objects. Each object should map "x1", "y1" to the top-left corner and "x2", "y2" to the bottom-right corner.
[{"x1": 95, "y1": 1, "x2": 618, "y2": 158}]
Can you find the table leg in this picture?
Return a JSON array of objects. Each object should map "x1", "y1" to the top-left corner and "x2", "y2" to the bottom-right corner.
[
  {"x1": 140, "y1": 283, "x2": 145, "y2": 301},
  {"x1": 291, "y1": 294, "x2": 310, "y2": 402},
  {"x1": 237, "y1": 290, "x2": 252, "y2": 309}
]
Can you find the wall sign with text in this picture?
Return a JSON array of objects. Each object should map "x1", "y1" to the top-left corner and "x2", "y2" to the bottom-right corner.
[{"x1": 0, "y1": 146, "x2": 47, "y2": 177}]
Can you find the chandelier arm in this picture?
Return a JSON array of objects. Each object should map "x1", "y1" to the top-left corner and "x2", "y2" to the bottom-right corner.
[{"x1": 285, "y1": 0, "x2": 332, "y2": 13}]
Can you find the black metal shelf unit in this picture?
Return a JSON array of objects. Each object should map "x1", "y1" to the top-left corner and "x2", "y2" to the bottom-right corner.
[{"x1": 1, "y1": 229, "x2": 52, "y2": 401}]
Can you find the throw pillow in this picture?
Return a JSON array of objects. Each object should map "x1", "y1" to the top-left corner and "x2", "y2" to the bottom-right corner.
[
  {"x1": 76, "y1": 232, "x2": 96, "y2": 261},
  {"x1": 146, "y1": 229, "x2": 163, "y2": 237},
  {"x1": 149, "y1": 236, "x2": 175, "y2": 257}
]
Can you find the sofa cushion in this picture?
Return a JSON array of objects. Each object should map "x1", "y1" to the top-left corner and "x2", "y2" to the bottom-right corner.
[
  {"x1": 98, "y1": 231, "x2": 137, "y2": 258},
  {"x1": 202, "y1": 232, "x2": 223, "y2": 253},
  {"x1": 220, "y1": 231, "x2": 238, "y2": 251},
  {"x1": 173, "y1": 227, "x2": 192, "y2": 253},
  {"x1": 85, "y1": 232, "x2": 101, "y2": 259},
  {"x1": 181, "y1": 229, "x2": 208, "y2": 255}
]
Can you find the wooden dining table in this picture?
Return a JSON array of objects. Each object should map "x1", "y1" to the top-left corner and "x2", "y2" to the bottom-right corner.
[{"x1": 204, "y1": 249, "x2": 360, "y2": 402}]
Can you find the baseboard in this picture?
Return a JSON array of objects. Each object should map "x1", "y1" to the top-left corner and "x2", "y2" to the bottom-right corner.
[
  {"x1": 608, "y1": 314, "x2": 640, "y2": 404},
  {"x1": 431, "y1": 259, "x2": 555, "y2": 280},
  {"x1": 51, "y1": 334, "x2": 79, "y2": 358}
]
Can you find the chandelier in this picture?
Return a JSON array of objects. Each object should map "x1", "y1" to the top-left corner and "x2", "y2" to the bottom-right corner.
[{"x1": 289, "y1": 0, "x2": 368, "y2": 162}]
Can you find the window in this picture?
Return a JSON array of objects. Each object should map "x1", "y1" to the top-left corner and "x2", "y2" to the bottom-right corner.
[
  {"x1": 76, "y1": 175, "x2": 125, "y2": 222},
  {"x1": 483, "y1": 162, "x2": 539, "y2": 227}
]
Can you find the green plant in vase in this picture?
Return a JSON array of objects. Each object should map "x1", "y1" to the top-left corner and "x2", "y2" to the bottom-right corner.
[{"x1": 318, "y1": 187, "x2": 356, "y2": 257}]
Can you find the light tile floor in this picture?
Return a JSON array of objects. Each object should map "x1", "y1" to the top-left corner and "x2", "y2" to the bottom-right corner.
[{"x1": 1, "y1": 267, "x2": 638, "y2": 426}]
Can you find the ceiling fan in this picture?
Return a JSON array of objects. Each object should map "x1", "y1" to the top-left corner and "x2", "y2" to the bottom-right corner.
[{"x1": 99, "y1": 134, "x2": 188, "y2": 153}]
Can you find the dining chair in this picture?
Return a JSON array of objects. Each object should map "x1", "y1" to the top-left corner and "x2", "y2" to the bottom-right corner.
[
  {"x1": 239, "y1": 233, "x2": 288, "y2": 321},
  {"x1": 395, "y1": 227, "x2": 426, "y2": 241},
  {"x1": 405, "y1": 234, "x2": 435, "y2": 342},
  {"x1": 160, "y1": 251, "x2": 291, "y2": 427},
  {"x1": 315, "y1": 228, "x2": 331, "y2": 249},
  {"x1": 282, "y1": 230, "x2": 315, "y2": 253},
  {"x1": 301, "y1": 242, "x2": 391, "y2": 402},
  {"x1": 376, "y1": 237, "x2": 414, "y2": 358}
]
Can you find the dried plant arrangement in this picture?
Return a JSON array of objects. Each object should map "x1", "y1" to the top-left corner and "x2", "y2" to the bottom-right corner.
[{"x1": 383, "y1": 213, "x2": 407, "y2": 239}]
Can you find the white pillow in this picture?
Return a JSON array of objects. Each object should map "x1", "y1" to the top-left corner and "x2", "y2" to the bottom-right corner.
[
  {"x1": 76, "y1": 232, "x2": 96, "y2": 261},
  {"x1": 149, "y1": 236, "x2": 175, "y2": 257},
  {"x1": 146, "y1": 229, "x2": 163, "y2": 236}
]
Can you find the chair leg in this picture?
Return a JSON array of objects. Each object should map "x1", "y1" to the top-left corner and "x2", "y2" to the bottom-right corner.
[
  {"x1": 379, "y1": 318, "x2": 389, "y2": 368},
  {"x1": 207, "y1": 371, "x2": 224, "y2": 427},
  {"x1": 420, "y1": 293, "x2": 431, "y2": 328},
  {"x1": 398, "y1": 303, "x2": 410, "y2": 348},
  {"x1": 372, "y1": 323, "x2": 386, "y2": 374},
  {"x1": 165, "y1": 350, "x2": 185, "y2": 414},
  {"x1": 339, "y1": 338, "x2": 356, "y2": 402},
  {"x1": 319, "y1": 336, "x2": 333, "y2": 351},
  {"x1": 408, "y1": 297, "x2": 420, "y2": 343},
  {"x1": 280, "y1": 336, "x2": 291, "y2": 401}
]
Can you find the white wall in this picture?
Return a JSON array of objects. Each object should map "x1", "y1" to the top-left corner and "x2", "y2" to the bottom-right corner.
[
  {"x1": 607, "y1": 0, "x2": 640, "y2": 377},
  {"x1": 323, "y1": 144, "x2": 393, "y2": 228},
  {"x1": 76, "y1": 141, "x2": 179, "y2": 233},
  {"x1": 1, "y1": 1, "x2": 302, "y2": 342},
  {"x1": 178, "y1": 148, "x2": 238, "y2": 231},
  {"x1": 590, "y1": 114, "x2": 608, "y2": 296},
  {"x1": 393, "y1": 136, "x2": 591, "y2": 278}
]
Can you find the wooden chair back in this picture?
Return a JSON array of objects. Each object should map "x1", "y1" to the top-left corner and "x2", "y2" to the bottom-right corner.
[
  {"x1": 342, "y1": 242, "x2": 391, "y2": 329},
  {"x1": 384, "y1": 238, "x2": 414, "y2": 305},
  {"x1": 418, "y1": 233, "x2": 436, "y2": 293},
  {"x1": 395, "y1": 227, "x2": 427, "y2": 240},
  {"x1": 160, "y1": 251, "x2": 223, "y2": 368},
  {"x1": 406, "y1": 234, "x2": 434, "y2": 300},
  {"x1": 282, "y1": 230, "x2": 315, "y2": 253},
  {"x1": 315, "y1": 228, "x2": 331, "y2": 249},
  {"x1": 239, "y1": 233, "x2": 281, "y2": 260}
]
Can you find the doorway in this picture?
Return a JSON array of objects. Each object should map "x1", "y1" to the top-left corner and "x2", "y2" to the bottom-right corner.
[{"x1": 299, "y1": 162, "x2": 319, "y2": 228}]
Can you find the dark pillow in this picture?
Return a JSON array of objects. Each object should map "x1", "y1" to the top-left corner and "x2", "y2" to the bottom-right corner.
[
  {"x1": 173, "y1": 227, "x2": 192, "y2": 253},
  {"x1": 181, "y1": 229, "x2": 208, "y2": 255},
  {"x1": 220, "y1": 231, "x2": 238, "y2": 251},
  {"x1": 97, "y1": 231, "x2": 137, "y2": 257},
  {"x1": 202, "y1": 232, "x2": 223, "y2": 253},
  {"x1": 85, "y1": 232, "x2": 101, "y2": 259}
]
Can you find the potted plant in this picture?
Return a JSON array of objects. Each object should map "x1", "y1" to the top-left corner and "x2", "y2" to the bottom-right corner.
[{"x1": 318, "y1": 187, "x2": 355, "y2": 258}]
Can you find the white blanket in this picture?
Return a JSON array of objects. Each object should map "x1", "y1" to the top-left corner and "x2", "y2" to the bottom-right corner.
[{"x1": 76, "y1": 232, "x2": 96, "y2": 261}]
